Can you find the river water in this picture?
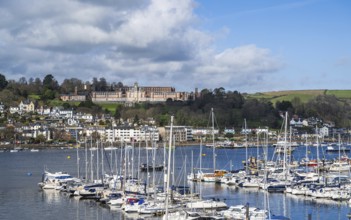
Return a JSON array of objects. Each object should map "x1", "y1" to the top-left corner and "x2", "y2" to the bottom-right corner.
[{"x1": 0, "y1": 145, "x2": 350, "y2": 220}]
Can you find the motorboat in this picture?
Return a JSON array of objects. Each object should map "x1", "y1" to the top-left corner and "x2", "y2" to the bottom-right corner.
[{"x1": 38, "y1": 171, "x2": 79, "y2": 190}]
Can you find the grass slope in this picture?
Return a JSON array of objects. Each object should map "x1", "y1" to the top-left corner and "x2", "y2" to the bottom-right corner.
[{"x1": 247, "y1": 90, "x2": 351, "y2": 104}]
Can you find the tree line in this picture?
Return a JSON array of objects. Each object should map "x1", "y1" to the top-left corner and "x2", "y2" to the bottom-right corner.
[{"x1": 1, "y1": 73, "x2": 351, "y2": 129}]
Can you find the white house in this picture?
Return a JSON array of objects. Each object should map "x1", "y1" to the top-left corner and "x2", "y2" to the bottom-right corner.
[
  {"x1": 319, "y1": 126, "x2": 329, "y2": 137},
  {"x1": 9, "y1": 107, "x2": 20, "y2": 114}
]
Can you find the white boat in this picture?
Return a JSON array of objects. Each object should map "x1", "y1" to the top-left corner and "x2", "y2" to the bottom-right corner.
[
  {"x1": 219, "y1": 205, "x2": 270, "y2": 220},
  {"x1": 10, "y1": 149, "x2": 18, "y2": 153},
  {"x1": 329, "y1": 161, "x2": 351, "y2": 172},
  {"x1": 104, "y1": 146, "x2": 118, "y2": 151},
  {"x1": 30, "y1": 149, "x2": 39, "y2": 152},
  {"x1": 290, "y1": 185, "x2": 308, "y2": 196},
  {"x1": 78, "y1": 183, "x2": 105, "y2": 198},
  {"x1": 238, "y1": 176, "x2": 261, "y2": 188},
  {"x1": 138, "y1": 202, "x2": 180, "y2": 215},
  {"x1": 38, "y1": 171, "x2": 79, "y2": 190},
  {"x1": 123, "y1": 198, "x2": 146, "y2": 213},
  {"x1": 109, "y1": 197, "x2": 124, "y2": 207},
  {"x1": 186, "y1": 199, "x2": 227, "y2": 210}
]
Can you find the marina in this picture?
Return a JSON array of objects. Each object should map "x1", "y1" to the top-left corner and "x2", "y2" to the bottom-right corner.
[{"x1": 1, "y1": 142, "x2": 351, "y2": 220}]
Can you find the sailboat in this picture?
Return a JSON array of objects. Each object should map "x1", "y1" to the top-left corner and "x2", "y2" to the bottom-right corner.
[{"x1": 201, "y1": 108, "x2": 228, "y2": 182}]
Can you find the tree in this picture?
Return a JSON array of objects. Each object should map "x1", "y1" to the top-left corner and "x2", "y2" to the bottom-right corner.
[
  {"x1": 43, "y1": 74, "x2": 59, "y2": 90},
  {"x1": 114, "y1": 106, "x2": 122, "y2": 119},
  {"x1": 213, "y1": 87, "x2": 225, "y2": 98},
  {"x1": 0, "y1": 74, "x2": 8, "y2": 90},
  {"x1": 41, "y1": 89, "x2": 56, "y2": 100},
  {"x1": 35, "y1": 134, "x2": 46, "y2": 144},
  {"x1": 276, "y1": 100, "x2": 293, "y2": 112},
  {"x1": 62, "y1": 102, "x2": 71, "y2": 109},
  {"x1": 99, "y1": 77, "x2": 107, "y2": 91},
  {"x1": 133, "y1": 114, "x2": 140, "y2": 125},
  {"x1": 0, "y1": 126, "x2": 15, "y2": 142},
  {"x1": 18, "y1": 77, "x2": 27, "y2": 85},
  {"x1": 116, "y1": 82, "x2": 124, "y2": 88},
  {"x1": 60, "y1": 78, "x2": 83, "y2": 94}
]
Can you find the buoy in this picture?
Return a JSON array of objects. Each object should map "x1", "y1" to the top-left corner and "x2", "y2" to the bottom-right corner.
[
  {"x1": 202, "y1": 154, "x2": 206, "y2": 156},
  {"x1": 67, "y1": 156, "x2": 71, "y2": 159},
  {"x1": 27, "y1": 172, "x2": 32, "y2": 176}
]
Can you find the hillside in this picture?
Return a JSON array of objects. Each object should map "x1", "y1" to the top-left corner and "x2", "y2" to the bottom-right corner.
[{"x1": 246, "y1": 90, "x2": 351, "y2": 104}]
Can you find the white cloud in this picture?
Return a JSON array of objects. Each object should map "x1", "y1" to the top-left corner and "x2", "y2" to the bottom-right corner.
[{"x1": 0, "y1": 0, "x2": 282, "y2": 92}]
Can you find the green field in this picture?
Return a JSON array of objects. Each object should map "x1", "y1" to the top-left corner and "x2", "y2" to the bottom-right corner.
[
  {"x1": 247, "y1": 89, "x2": 351, "y2": 104},
  {"x1": 96, "y1": 102, "x2": 122, "y2": 113},
  {"x1": 326, "y1": 90, "x2": 351, "y2": 99},
  {"x1": 28, "y1": 94, "x2": 41, "y2": 100}
]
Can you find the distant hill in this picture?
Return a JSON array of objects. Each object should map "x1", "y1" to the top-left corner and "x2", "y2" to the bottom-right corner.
[{"x1": 246, "y1": 90, "x2": 351, "y2": 104}]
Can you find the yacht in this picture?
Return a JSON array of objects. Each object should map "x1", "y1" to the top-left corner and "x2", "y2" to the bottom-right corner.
[{"x1": 38, "y1": 171, "x2": 80, "y2": 190}]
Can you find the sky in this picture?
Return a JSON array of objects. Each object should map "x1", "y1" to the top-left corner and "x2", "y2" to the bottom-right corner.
[{"x1": 0, "y1": 0, "x2": 350, "y2": 93}]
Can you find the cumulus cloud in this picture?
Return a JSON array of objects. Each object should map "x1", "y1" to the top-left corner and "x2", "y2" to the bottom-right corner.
[{"x1": 0, "y1": 0, "x2": 282, "y2": 91}]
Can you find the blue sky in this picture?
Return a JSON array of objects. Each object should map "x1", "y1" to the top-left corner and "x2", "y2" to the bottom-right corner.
[
  {"x1": 195, "y1": 0, "x2": 351, "y2": 92},
  {"x1": 0, "y1": 0, "x2": 350, "y2": 93}
]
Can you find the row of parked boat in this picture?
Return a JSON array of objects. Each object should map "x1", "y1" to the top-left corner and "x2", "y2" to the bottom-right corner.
[
  {"x1": 185, "y1": 156, "x2": 351, "y2": 206},
  {"x1": 38, "y1": 170, "x2": 290, "y2": 220}
]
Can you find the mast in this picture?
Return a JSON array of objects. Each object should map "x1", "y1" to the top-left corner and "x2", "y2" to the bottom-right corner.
[
  {"x1": 96, "y1": 139, "x2": 99, "y2": 182},
  {"x1": 256, "y1": 130, "x2": 259, "y2": 171},
  {"x1": 90, "y1": 136, "x2": 93, "y2": 182},
  {"x1": 172, "y1": 134, "x2": 175, "y2": 184},
  {"x1": 283, "y1": 112, "x2": 288, "y2": 180},
  {"x1": 245, "y1": 118, "x2": 248, "y2": 174},
  {"x1": 316, "y1": 127, "x2": 320, "y2": 178},
  {"x1": 123, "y1": 142, "x2": 127, "y2": 195},
  {"x1": 305, "y1": 133, "x2": 308, "y2": 171},
  {"x1": 131, "y1": 140, "x2": 134, "y2": 181},
  {"x1": 338, "y1": 133, "x2": 341, "y2": 178},
  {"x1": 85, "y1": 137, "x2": 88, "y2": 182},
  {"x1": 76, "y1": 129, "x2": 80, "y2": 179},
  {"x1": 163, "y1": 141, "x2": 167, "y2": 193},
  {"x1": 289, "y1": 125, "x2": 292, "y2": 168},
  {"x1": 152, "y1": 133, "x2": 156, "y2": 199},
  {"x1": 165, "y1": 116, "x2": 174, "y2": 217},
  {"x1": 211, "y1": 108, "x2": 216, "y2": 172},
  {"x1": 191, "y1": 150, "x2": 194, "y2": 197},
  {"x1": 200, "y1": 137, "x2": 203, "y2": 180},
  {"x1": 138, "y1": 140, "x2": 141, "y2": 181},
  {"x1": 146, "y1": 132, "x2": 149, "y2": 200},
  {"x1": 101, "y1": 141, "x2": 104, "y2": 182}
]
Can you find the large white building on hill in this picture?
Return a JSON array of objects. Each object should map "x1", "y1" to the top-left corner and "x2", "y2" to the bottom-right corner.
[{"x1": 91, "y1": 83, "x2": 193, "y2": 104}]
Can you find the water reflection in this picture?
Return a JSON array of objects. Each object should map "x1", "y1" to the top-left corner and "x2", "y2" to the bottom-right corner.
[{"x1": 41, "y1": 190, "x2": 62, "y2": 204}]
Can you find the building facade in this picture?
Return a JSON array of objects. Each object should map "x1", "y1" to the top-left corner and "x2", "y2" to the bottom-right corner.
[{"x1": 91, "y1": 83, "x2": 192, "y2": 103}]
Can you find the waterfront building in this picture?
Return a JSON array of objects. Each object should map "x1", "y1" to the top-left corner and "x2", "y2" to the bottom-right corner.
[
  {"x1": 191, "y1": 127, "x2": 219, "y2": 141},
  {"x1": 111, "y1": 126, "x2": 159, "y2": 143},
  {"x1": 224, "y1": 128, "x2": 235, "y2": 134},
  {"x1": 162, "y1": 126, "x2": 193, "y2": 143},
  {"x1": 83, "y1": 126, "x2": 159, "y2": 144}
]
